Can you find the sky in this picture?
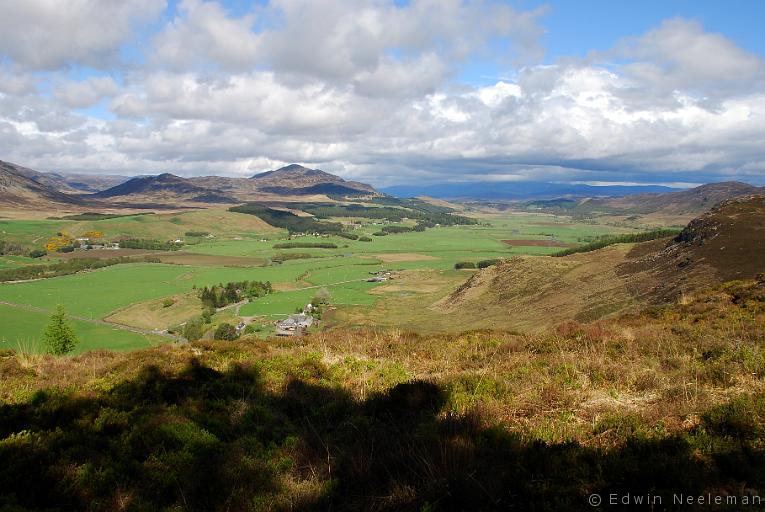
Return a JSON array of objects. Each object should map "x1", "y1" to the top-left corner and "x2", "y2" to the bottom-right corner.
[{"x1": 0, "y1": 0, "x2": 764, "y2": 187}]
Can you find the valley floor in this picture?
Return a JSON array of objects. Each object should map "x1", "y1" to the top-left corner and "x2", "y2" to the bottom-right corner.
[{"x1": 0, "y1": 207, "x2": 636, "y2": 351}]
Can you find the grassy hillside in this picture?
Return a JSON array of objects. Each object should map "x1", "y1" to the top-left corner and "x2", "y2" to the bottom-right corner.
[
  {"x1": 0, "y1": 208, "x2": 278, "y2": 249},
  {"x1": 2, "y1": 277, "x2": 764, "y2": 510},
  {"x1": 424, "y1": 196, "x2": 765, "y2": 331}
]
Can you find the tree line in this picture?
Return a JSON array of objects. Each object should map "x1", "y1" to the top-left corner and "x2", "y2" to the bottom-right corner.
[
  {"x1": 272, "y1": 242, "x2": 337, "y2": 249},
  {"x1": 119, "y1": 238, "x2": 183, "y2": 251},
  {"x1": 0, "y1": 257, "x2": 141, "y2": 283},
  {"x1": 198, "y1": 280, "x2": 273, "y2": 309},
  {"x1": 551, "y1": 229, "x2": 681, "y2": 257},
  {"x1": 229, "y1": 204, "x2": 345, "y2": 235}
]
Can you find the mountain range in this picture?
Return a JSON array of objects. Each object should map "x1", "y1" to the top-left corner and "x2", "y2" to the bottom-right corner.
[
  {"x1": 1, "y1": 159, "x2": 764, "y2": 220},
  {"x1": 0, "y1": 160, "x2": 84, "y2": 206},
  {"x1": 0, "y1": 162, "x2": 380, "y2": 209},
  {"x1": 91, "y1": 164, "x2": 380, "y2": 205}
]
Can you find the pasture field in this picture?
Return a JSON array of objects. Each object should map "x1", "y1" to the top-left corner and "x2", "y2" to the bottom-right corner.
[
  {"x1": 0, "y1": 304, "x2": 162, "y2": 354},
  {"x1": 0, "y1": 208, "x2": 639, "y2": 349},
  {"x1": 0, "y1": 209, "x2": 280, "y2": 247},
  {"x1": 239, "y1": 280, "x2": 378, "y2": 317},
  {"x1": 0, "y1": 257, "x2": 379, "y2": 318},
  {"x1": 185, "y1": 213, "x2": 630, "y2": 265}
]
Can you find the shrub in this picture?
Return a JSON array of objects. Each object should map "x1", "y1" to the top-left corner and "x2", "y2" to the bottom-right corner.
[
  {"x1": 0, "y1": 240, "x2": 27, "y2": 256},
  {"x1": 358, "y1": 236, "x2": 372, "y2": 242},
  {"x1": 702, "y1": 395, "x2": 765, "y2": 439},
  {"x1": 477, "y1": 259, "x2": 502, "y2": 269},
  {"x1": 454, "y1": 261, "x2": 476, "y2": 270},
  {"x1": 28, "y1": 249, "x2": 46, "y2": 258},
  {"x1": 185, "y1": 231, "x2": 210, "y2": 237},
  {"x1": 162, "y1": 298, "x2": 175, "y2": 308},
  {"x1": 312, "y1": 288, "x2": 331, "y2": 305},
  {"x1": 183, "y1": 319, "x2": 204, "y2": 341},
  {"x1": 271, "y1": 253, "x2": 313, "y2": 263},
  {"x1": 214, "y1": 323, "x2": 238, "y2": 341},
  {"x1": 381, "y1": 225, "x2": 412, "y2": 234},
  {"x1": 372, "y1": 231, "x2": 388, "y2": 236},
  {"x1": 243, "y1": 324, "x2": 261, "y2": 334},
  {"x1": 272, "y1": 242, "x2": 337, "y2": 249}
]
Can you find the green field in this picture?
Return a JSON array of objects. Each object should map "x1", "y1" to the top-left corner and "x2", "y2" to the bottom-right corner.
[
  {"x1": 0, "y1": 305, "x2": 162, "y2": 354},
  {"x1": 0, "y1": 209, "x2": 280, "y2": 247},
  {"x1": 0, "y1": 208, "x2": 636, "y2": 350},
  {"x1": 240, "y1": 281, "x2": 379, "y2": 317},
  {"x1": 0, "y1": 257, "x2": 379, "y2": 318}
]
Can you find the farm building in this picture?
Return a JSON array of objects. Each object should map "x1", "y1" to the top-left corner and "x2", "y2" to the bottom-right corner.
[{"x1": 275, "y1": 314, "x2": 315, "y2": 336}]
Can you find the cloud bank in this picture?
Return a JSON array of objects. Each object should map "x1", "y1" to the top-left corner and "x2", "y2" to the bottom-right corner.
[{"x1": 0, "y1": 0, "x2": 763, "y2": 186}]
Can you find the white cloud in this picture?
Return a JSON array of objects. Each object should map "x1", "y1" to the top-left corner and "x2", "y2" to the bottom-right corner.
[
  {"x1": 0, "y1": 3, "x2": 763, "y2": 187},
  {"x1": 0, "y1": 68, "x2": 38, "y2": 96},
  {"x1": 151, "y1": 0, "x2": 545, "y2": 94},
  {"x1": 54, "y1": 77, "x2": 120, "y2": 109},
  {"x1": 612, "y1": 18, "x2": 765, "y2": 96},
  {"x1": 152, "y1": 0, "x2": 261, "y2": 71},
  {"x1": 0, "y1": 0, "x2": 165, "y2": 70}
]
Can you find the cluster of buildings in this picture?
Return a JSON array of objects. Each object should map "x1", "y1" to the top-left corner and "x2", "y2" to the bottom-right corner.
[
  {"x1": 275, "y1": 312, "x2": 315, "y2": 336},
  {"x1": 74, "y1": 238, "x2": 120, "y2": 250}
]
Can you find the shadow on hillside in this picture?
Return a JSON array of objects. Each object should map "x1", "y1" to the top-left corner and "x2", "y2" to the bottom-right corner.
[{"x1": 1, "y1": 359, "x2": 763, "y2": 511}]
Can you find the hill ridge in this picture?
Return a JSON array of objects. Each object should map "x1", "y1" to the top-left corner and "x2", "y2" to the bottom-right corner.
[{"x1": 435, "y1": 195, "x2": 765, "y2": 330}]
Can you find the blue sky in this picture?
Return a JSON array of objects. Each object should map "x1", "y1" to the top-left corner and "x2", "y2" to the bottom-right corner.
[
  {"x1": 0, "y1": 0, "x2": 764, "y2": 187},
  {"x1": 538, "y1": 0, "x2": 765, "y2": 60}
]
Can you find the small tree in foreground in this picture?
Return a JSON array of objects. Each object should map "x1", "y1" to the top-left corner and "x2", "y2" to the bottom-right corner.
[{"x1": 43, "y1": 304, "x2": 79, "y2": 355}]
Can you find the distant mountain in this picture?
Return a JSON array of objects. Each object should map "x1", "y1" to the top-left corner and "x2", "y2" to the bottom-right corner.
[
  {"x1": 603, "y1": 181, "x2": 765, "y2": 215},
  {"x1": 0, "y1": 160, "x2": 83, "y2": 195},
  {"x1": 380, "y1": 181, "x2": 679, "y2": 199},
  {"x1": 0, "y1": 161, "x2": 130, "y2": 195},
  {"x1": 92, "y1": 173, "x2": 236, "y2": 204},
  {"x1": 0, "y1": 160, "x2": 84, "y2": 206},
  {"x1": 89, "y1": 164, "x2": 379, "y2": 204},
  {"x1": 250, "y1": 164, "x2": 377, "y2": 196},
  {"x1": 49, "y1": 172, "x2": 130, "y2": 193}
]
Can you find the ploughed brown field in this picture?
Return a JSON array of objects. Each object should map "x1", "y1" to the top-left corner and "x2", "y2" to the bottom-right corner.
[{"x1": 501, "y1": 238, "x2": 570, "y2": 247}]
